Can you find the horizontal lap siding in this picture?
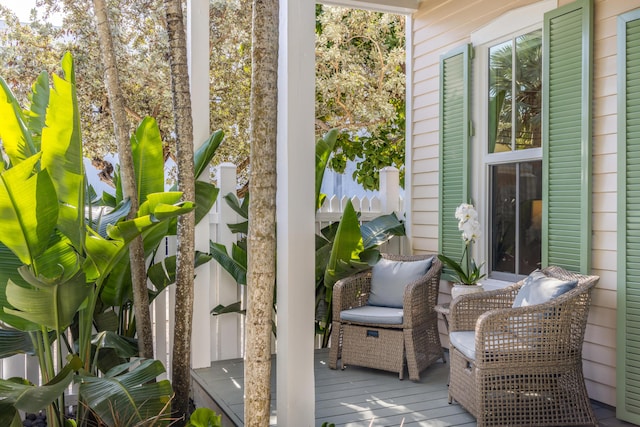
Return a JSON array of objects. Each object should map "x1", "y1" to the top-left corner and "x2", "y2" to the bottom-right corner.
[{"x1": 412, "y1": 0, "x2": 640, "y2": 408}]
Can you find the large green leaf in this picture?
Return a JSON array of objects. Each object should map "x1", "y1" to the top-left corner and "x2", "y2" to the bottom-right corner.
[
  {"x1": 0, "y1": 355, "x2": 81, "y2": 413},
  {"x1": 89, "y1": 198, "x2": 132, "y2": 238},
  {"x1": 195, "y1": 181, "x2": 219, "y2": 226},
  {"x1": 360, "y1": 213, "x2": 405, "y2": 249},
  {"x1": 323, "y1": 200, "x2": 366, "y2": 293},
  {"x1": 194, "y1": 130, "x2": 224, "y2": 180},
  {"x1": 0, "y1": 405, "x2": 22, "y2": 427},
  {"x1": 0, "y1": 77, "x2": 36, "y2": 165},
  {"x1": 147, "y1": 251, "x2": 212, "y2": 296},
  {"x1": 40, "y1": 53, "x2": 84, "y2": 253},
  {"x1": 131, "y1": 117, "x2": 164, "y2": 203},
  {"x1": 315, "y1": 129, "x2": 339, "y2": 210},
  {"x1": 79, "y1": 359, "x2": 173, "y2": 426},
  {"x1": 209, "y1": 242, "x2": 247, "y2": 285},
  {"x1": 0, "y1": 154, "x2": 58, "y2": 265},
  {"x1": 0, "y1": 329, "x2": 35, "y2": 358},
  {"x1": 25, "y1": 71, "x2": 50, "y2": 153},
  {"x1": 32, "y1": 231, "x2": 81, "y2": 281},
  {"x1": 5, "y1": 267, "x2": 90, "y2": 332},
  {"x1": 107, "y1": 201, "x2": 194, "y2": 243}
]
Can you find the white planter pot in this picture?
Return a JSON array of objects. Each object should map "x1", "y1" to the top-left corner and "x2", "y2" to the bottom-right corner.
[{"x1": 451, "y1": 284, "x2": 485, "y2": 300}]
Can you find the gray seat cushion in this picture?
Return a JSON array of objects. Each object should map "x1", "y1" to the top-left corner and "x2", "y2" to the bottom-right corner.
[
  {"x1": 340, "y1": 305, "x2": 404, "y2": 325},
  {"x1": 368, "y1": 257, "x2": 433, "y2": 308},
  {"x1": 512, "y1": 269, "x2": 577, "y2": 308},
  {"x1": 449, "y1": 331, "x2": 476, "y2": 360}
]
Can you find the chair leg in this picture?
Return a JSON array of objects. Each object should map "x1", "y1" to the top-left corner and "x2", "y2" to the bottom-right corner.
[{"x1": 328, "y1": 322, "x2": 342, "y2": 370}]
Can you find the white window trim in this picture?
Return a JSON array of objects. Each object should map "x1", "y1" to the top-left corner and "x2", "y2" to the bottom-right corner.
[{"x1": 470, "y1": 0, "x2": 556, "y2": 281}]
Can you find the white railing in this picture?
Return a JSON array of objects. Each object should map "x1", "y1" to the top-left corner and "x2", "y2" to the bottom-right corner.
[{"x1": 1, "y1": 165, "x2": 405, "y2": 383}]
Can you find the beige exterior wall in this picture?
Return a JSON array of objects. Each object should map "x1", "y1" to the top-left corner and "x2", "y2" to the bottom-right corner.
[{"x1": 411, "y1": 0, "x2": 640, "y2": 407}]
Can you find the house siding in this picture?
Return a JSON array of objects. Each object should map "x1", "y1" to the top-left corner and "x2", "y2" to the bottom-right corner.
[{"x1": 412, "y1": 0, "x2": 640, "y2": 407}]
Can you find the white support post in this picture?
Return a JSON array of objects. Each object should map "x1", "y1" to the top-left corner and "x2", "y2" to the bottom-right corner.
[
  {"x1": 380, "y1": 166, "x2": 400, "y2": 215},
  {"x1": 277, "y1": 0, "x2": 316, "y2": 425},
  {"x1": 212, "y1": 163, "x2": 241, "y2": 360},
  {"x1": 187, "y1": 0, "x2": 211, "y2": 369}
]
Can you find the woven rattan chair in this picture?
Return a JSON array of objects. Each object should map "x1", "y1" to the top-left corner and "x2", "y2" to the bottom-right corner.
[
  {"x1": 328, "y1": 254, "x2": 444, "y2": 381},
  {"x1": 448, "y1": 266, "x2": 599, "y2": 427}
]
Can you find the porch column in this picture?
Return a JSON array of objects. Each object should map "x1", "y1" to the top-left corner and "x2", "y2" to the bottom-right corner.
[
  {"x1": 277, "y1": 0, "x2": 316, "y2": 425},
  {"x1": 187, "y1": 0, "x2": 211, "y2": 369}
]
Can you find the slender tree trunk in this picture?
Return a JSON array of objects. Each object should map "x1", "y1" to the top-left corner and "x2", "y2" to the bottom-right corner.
[
  {"x1": 92, "y1": 0, "x2": 153, "y2": 359},
  {"x1": 244, "y1": 0, "x2": 279, "y2": 425},
  {"x1": 164, "y1": 0, "x2": 196, "y2": 424}
]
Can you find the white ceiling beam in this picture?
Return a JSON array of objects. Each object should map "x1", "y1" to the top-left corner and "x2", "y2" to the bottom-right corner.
[{"x1": 319, "y1": 0, "x2": 419, "y2": 14}]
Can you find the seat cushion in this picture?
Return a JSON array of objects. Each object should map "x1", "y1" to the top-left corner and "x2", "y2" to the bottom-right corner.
[
  {"x1": 512, "y1": 269, "x2": 577, "y2": 308},
  {"x1": 340, "y1": 305, "x2": 404, "y2": 325},
  {"x1": 449, "y1": 331, "x2": 476, "y2": 360},
  {"x1": 368, "y1": 257, "x2": 433, "y2": 308}
]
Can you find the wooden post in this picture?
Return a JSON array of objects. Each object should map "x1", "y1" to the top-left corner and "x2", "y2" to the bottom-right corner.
[{"x1": 380, "y1": 166, "x2": 400, "y2": 214}]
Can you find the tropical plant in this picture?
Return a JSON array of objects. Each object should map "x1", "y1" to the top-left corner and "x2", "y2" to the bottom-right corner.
[
  {"x1": 210, "y1": 130, "x2": 406, "y2": 347},
  {"x1": 185, "y1": 408, "x2": 222, "y2": 427},
  {"x1": 0, "y1": 53, "x2": 194, "y2": 426},
  {"x1": 438, "y1": 203, "x2": 486, "y2": 285}
]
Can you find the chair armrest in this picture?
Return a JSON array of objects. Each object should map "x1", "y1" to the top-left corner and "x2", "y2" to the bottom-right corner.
[
  {"x1": 473, "y1": 278, "x2": 596, "y2": 365},
  {"x1": 332, "y1": 271, "x2": 372, "y2": 320},
  {"x1": 449, "y1": 283, "x2": 521, "y2": 331},
  {"x1": 404, "y1": 256, "x2": 442, "y2": 327}
]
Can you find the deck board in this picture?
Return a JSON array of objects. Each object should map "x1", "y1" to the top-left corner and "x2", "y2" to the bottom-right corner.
[{"x1": 191, "y1": 349, "x2": 629, "y2": 427}]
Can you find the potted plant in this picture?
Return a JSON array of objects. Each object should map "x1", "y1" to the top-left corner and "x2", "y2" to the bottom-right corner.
[{"x1": 438, "y1": 203, "x2": 486, "y2": 299}]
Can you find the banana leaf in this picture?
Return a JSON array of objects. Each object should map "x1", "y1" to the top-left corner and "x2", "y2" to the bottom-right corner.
[
  {"x1": 79, "y1": 358, "x2": 172, "y2": 426},
  {"x1": 131, "y1": 117, "x2": 164, "y2": 204},
  {"x1": 209, "y1": 242, "x2": 247, "y2": 285},
  {"x1": 0, "y1": 77, "x2": 36, "y2": 165},
  {"x1": 0, "y1": 355, "x2": 81, "y2": 413},
  {"x1": 315, "y1": 129, "x2": 339, "y2": 210},
  {"x1": 5, "y1": 267, "x2": 90, "y2": 332},
  {"x1": 0, "y1": 154, "x2": 58, "y2": 265}
]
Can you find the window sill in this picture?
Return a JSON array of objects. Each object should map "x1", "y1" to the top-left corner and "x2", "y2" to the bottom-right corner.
[{"x1": 479, "y1": 278, "x2": 513, "y2": 291}]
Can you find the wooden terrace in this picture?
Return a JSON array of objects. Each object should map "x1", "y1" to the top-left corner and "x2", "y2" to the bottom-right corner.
[{"x1": 191, "y1": 349, "x2": 629, "y2": 427}]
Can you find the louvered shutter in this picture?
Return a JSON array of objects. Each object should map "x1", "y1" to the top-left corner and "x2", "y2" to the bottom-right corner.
[
  {"x1": 542, "y1": 0, "x2": 593, "y2": 273},
  {"x1": 617, "y1": 8, "x2": 640, "y2": 424},
  {"x1": 438, "y1": 45, "x2": 471, "y2": 265}
]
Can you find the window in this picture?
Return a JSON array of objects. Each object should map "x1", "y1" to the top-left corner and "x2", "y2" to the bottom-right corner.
[
  {"x1": 440, "y1": 0, "x2": 592, "y2": 281},
  {"x1": 486, "y1": 29, "x2": 543, "y2": 280}
]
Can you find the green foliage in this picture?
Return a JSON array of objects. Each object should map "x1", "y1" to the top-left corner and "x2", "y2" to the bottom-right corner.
[
  {"x1": 211, "y1": 131, "x2": 406, "y2": 347},
  {"x1": 316, "y1": 6, "x2": 406, "y2": 191},
  {"x1": 0, "y1": 54, "x2": 190, "y2": 426},
  {"x1": 186, "y1": 408, "x2": 222, "y2": 427}
]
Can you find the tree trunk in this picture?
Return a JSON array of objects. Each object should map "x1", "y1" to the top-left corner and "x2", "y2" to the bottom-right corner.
[
  {"x1": 164, "y1": 0, "x2": 196, "y2": 424},
  {"x1": 92, "y1": 0, "x2": 153, "y2": 359},
  {"x1": 244, "y1": 0, "x2": 279, "y2": 425}
]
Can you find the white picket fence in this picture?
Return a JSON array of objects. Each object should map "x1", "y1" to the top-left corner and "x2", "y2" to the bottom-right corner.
[{"x1": 0, "y1": 165, "x2": 405, "y2": 384}]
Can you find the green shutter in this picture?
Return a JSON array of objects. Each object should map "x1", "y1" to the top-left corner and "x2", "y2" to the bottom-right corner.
[
  {"x1": 618, "y1": 8, "x2": 640, "y2": 424},
  {"x1": 438, "y1": 44, "x2": 471, "y2": 263},
  {"x1": 542, "y1": 0, "x2": 593, "y2": 273}
]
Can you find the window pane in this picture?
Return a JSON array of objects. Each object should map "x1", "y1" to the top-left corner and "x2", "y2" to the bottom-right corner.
[
  {"x1": 490, "y1": 161, "x2": 542, "y2": 277},
  {"x1": 491, "y1": 164, "x2": 516, "y2": 273},
  {"x1": 518, "y1": 161, "x2": 542, "y2": 274},
  {"x1": 489, "y1": 40, "x2": 513, "y2": 153},
  {"x1": 514, "y1": 30, "x2": 542, "y2": 150}
]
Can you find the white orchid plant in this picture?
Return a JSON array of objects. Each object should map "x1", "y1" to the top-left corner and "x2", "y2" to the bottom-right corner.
[{"x1": 438, "y1": 203, "x2": 486, "y2": 285}]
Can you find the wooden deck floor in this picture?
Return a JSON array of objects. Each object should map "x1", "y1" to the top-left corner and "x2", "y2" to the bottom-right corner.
[{"x1": 191, "y1": 349, "x2": 632, "y2": 427}]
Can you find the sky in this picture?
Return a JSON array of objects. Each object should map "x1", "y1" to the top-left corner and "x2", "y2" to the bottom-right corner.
[{"x1": 0, "y1": 0, "x2": 64, "y2": 25}]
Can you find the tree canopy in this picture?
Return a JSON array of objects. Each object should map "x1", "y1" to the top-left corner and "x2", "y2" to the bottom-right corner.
[{"x1": 0, "y1": 1, "x2": 405, "y2": 191}]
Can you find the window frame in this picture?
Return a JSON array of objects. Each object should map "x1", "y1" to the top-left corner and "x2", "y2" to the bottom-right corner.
[{"x1": 470, "y1": 0, "x2": 556, "y2": 280}]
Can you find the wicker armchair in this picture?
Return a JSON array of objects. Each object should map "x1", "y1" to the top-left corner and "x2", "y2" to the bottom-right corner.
[
  {"x1": 328, "y1": 254, "x2": 444, "y2": 381},
  {"x1": 448, "y1": 266, "x2": 599, "y2": 427}
]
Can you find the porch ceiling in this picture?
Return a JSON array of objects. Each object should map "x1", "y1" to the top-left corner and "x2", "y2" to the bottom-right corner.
[{"x1": 318, "y1": 0, "x2": 419, "y2": 14}]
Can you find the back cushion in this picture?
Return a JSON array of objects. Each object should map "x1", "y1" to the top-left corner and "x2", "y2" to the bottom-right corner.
[
  {"x1": 368, "y1": 257, "x2": 433, "y2": 308},
  {"x1": 512, "y1": 270, "x2": 578, "y2": 308}
]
